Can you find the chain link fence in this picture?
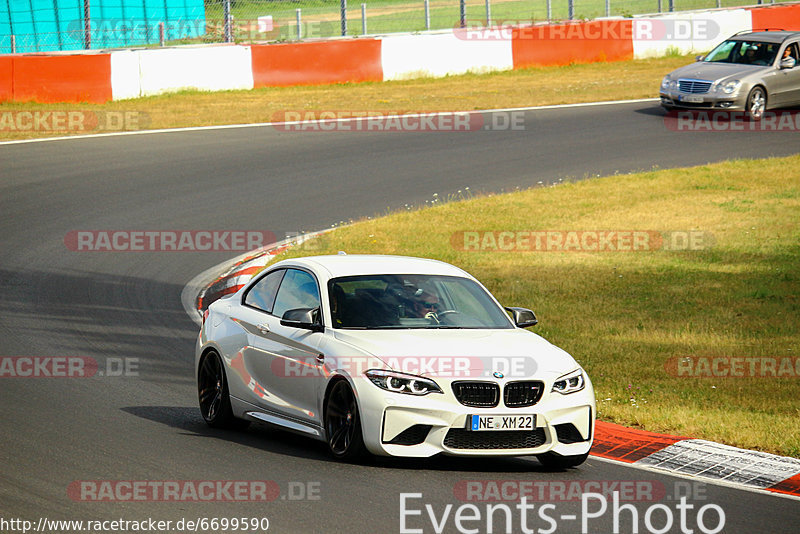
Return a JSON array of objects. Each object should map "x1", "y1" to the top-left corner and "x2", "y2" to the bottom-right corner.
[
  {"x1": 211, "y1": 0, "x2": 774, "y2": 42},
  {"x1": 1, "y1": 0, "x2": 780, "y2": 53},
  {"x1": 1, "y1": 0, "x2": 206, "y2": 54}
]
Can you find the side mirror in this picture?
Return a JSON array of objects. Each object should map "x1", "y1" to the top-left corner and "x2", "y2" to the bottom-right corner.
[
  {"x1": 780, "y1": 57, "x2": 796, "y2": 70},
  {"x1": 281, "y1": 308, "x2": 323, "y2": 332},
  {"x1": 505, "y1": 307, "x2": 538, "y2": 328},
  {"x1": 695, "y1": 55, "x2": 705, "y2": 62}
]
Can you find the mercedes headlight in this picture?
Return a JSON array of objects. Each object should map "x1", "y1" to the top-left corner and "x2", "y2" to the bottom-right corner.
[
  {"x1": 365, "y1": 370, "x2": 443, "y2": 396},
  {"x1": 661, "y1": 75, "x2": 672, "y2": 90},
  {"x1": 552, "y1": 369, "x2": 585, "y2": 395},
  {"x1": 717, "y1": 80, "x2": 741, "y2": 94}
]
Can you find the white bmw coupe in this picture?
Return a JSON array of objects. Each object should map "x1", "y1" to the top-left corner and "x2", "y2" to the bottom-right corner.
[{"x1": 196, "y1": 254, "x2": 595, "y2": 467}]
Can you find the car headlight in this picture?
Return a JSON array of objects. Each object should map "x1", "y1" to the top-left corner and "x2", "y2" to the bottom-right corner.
[
  {"x1": 661, "y1": 75, "x2": 672, "y2": 90},
  {"x1": 718, "y1": 80, "x2": 741, "y2": 94},
  {"x1": 552, "y1": 369, "x2": 585, "y2": 395},
  {"x1": 365, "y1": 370, "x2": 443, "y2": 396}
]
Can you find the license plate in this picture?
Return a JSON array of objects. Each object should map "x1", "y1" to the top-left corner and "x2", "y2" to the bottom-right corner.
[
  {"x1": 679, "y1": 95, "x2": 703, "y2": 103},
  {"x1": 469, "y1": 414, "x2": 535, "y2": 431}
]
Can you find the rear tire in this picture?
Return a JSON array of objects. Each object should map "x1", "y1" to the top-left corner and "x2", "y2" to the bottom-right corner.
[
  {"x1": 198, "y1": 350, "x2": 249, "y2": 430},
  {"x1": 746, "y1": 86, "x2": 767, "y2": 121},
  {"x1": 536, "y1": 451, "x2": 589, "y2": 469},
  {"x1": 324, "y1": 380, "x2": 367, "y2": 462}
]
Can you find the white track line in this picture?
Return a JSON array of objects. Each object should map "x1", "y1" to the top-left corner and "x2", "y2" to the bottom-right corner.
[{"x1": 0, "y1": 98, "x2": 659, "y2": 146}]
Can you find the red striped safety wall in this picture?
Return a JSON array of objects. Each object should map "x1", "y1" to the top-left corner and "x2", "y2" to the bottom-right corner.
[{"x1": 1, "y1": 3, "x2": 799, "y2": 103}]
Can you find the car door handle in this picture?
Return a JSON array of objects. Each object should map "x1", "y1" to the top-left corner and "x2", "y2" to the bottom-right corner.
[{"x1": 257, "y1": 323, "x2": 270, "y2": 334}]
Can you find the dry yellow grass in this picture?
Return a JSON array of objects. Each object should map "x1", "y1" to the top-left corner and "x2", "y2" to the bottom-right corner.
[
  {"x1": 271, "y1": 156, "x2": 800, "y2": 457},
  {"x1": 0, "y1": 54, "x2": 691, "y2": 141}
]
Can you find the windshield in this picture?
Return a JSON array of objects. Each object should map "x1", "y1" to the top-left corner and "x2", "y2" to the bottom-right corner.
[
  {"x1": 328, "y1": 274, "x2": 514, "y2": 329},
  {"x1": 704, "y1": 39, "x2": 779, "y2": 66}
]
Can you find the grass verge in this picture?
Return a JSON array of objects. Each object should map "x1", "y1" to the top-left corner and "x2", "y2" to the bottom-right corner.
[
  {"x1": 269, "y1": 155, "x2": 800, "y2": 457},
  {"x1": 0, "y1": 53, "x2": 691, "y2": 141}
]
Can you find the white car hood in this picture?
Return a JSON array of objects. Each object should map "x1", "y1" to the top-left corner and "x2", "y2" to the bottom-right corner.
[{"x1": 331, "y1": 328, "x2": 578, "y2": 378}]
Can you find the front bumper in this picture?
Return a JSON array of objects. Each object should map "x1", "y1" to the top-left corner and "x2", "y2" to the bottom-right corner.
[
  {"x1": 660, "y1": 90, "x2": 747, "y2": 111},
  {"x1": 355, "y1": 376, "x2": 595, "y2": 458}
]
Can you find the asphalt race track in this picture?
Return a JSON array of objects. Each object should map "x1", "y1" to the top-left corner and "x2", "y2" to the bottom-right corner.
[{"x1": 1, "y1": 101, "x2": 799, "y2": 533}]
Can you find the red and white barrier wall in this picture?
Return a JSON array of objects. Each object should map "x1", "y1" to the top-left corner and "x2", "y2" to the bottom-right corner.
[
  {"x1": 251, "y1": 39, "x2": 382, "y2": 86},
  {"x1": 1, "y1": 3, "x2": 799, "y2": 103},
  {"x1": 111, "y1": 47, "x2": 255, "y2": 100},
  {"x1": 632, "y1": 8, "x2": 752, "y2": 58},
  {"x1": 381, "y1": 32, "x2": 514, "y2": 80},
  {"x1": 1, "y1": 53, "x2": 113, "y2": 103}
]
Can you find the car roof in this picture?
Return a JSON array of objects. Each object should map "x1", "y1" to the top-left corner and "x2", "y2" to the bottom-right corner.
[
  {"x1": 731, "y1": 30, "x2": 800, "y2": 43},
  {"x1": 273, "y1": 254, "x2": 472, "y2": 280}
]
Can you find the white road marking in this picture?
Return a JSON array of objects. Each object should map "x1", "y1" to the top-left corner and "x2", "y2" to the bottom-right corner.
[{"x1": 0, "y1": 98, "x2": 659, "y2": 146}]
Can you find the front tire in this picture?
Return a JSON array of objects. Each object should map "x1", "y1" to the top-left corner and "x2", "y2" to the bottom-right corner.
[
  {"x1": 198, "y1": 350, "x2": 249, "y2": 430},
  {"x1": 536, "y1": 451, "x2": 589, "y2": 469},
  {"x1": 324, "y1": 380, "x2": 367, "y2": 461},
  {"x1": 746, "y1": 86, "x2": 767, "y2": 121}
]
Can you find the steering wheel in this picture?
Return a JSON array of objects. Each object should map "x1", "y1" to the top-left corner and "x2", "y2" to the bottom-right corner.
[
  {"x1": 422, "y1": 308, "x2": 459, "y2": 324},
  {"x1": 432, "y1": 310, "x2": 463, "y2": 324}
]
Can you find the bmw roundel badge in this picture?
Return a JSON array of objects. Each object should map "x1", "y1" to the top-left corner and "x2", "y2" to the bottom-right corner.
[{"x1": 492, "y1": 371, "x2": 504, "y2": 379}]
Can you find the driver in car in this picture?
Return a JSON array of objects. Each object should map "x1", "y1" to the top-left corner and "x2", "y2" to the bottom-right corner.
[
  {"x1": 781, "y1": 45, "x2": 797, "y2": 67},
  {"x1": 409, "y1": 286, "x2": 441, "y2": 319},
  {"x1": 391, "y1": 280, "x2": 441, "y2": 319}
]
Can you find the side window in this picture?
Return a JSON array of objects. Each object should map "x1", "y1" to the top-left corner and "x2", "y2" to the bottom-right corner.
[
  {"x1": 272, "y1": 269, "x2": 321, "y2": 319},
  {"x1": 244, "y1": 269, "x2": 285, "y2": 313},
  {"x1": 706, "y1": 40, "x2": 735, "y2": 62}
]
